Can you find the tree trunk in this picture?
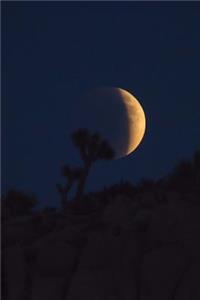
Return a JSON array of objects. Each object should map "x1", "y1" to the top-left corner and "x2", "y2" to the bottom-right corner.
[
  {"x1": 60, "y1": 183, "x2": 72, "y2": 209},
  {"x1": 60, "y1": 194, "x2": 66, "y2": 210},
  {"x1": 75, "y1": 163, "x2": 91, "y2": 204}
]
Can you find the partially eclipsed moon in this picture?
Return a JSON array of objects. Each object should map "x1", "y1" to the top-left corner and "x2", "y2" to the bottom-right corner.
[
  {"x1": 118, "y1": 88, "x2": 146, "y2": 157},
  {"x1": 78, "y1": 87, "x2": 146, "y2": 159}
]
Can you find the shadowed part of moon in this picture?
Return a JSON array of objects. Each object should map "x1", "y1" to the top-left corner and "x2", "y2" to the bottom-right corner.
[{"x1": 77, "y1": 87, "x2": 145, "y2": 159}]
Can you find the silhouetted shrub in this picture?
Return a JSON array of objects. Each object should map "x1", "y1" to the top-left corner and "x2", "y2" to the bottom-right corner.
[
  {"x1": 167, "y1": 150, "x2": 200, "y2": 194},
  {"x1": 1, "y1": 189, "x2": 38, "y2": 221}
]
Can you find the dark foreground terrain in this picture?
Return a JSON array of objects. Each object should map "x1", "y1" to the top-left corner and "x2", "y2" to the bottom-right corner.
[{"x1": 2, "y1": 152, "x2": 200, "y2": 300}]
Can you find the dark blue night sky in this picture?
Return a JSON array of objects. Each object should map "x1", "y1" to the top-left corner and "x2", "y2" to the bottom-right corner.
[{"x1": 2, "y1": 2, "x2": 200, "y2": 207}]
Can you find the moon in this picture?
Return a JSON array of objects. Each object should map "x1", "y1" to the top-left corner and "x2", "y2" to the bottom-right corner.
[
  {"x1": 118, "y1": 88, "x2": 146, "y2": 157},
  {"x1": 78, "y1": 87, "x2": 146, "y2": 159}
]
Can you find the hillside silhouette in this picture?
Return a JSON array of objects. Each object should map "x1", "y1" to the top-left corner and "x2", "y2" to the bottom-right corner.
[{"x1": 1, "y1": 131, "x2": 200, "y2": 300}]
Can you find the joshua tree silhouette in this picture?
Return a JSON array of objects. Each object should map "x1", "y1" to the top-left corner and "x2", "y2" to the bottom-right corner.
[
  {"x1": 71, "y1": 129, "x2": 115, "y2": 203},
  {"x1": 56, "y1": 165, "x2": 83, "y2": 208}
]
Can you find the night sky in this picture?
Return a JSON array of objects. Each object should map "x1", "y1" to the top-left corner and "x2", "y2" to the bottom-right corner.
[{"x1": 2, "y1": 2, "x2": 200, "y2": 207}]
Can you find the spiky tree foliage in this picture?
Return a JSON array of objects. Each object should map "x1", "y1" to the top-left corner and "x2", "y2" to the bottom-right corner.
[
  {"x1": 71, "y1": 129, "x2": 114, "y2": 164},
  {"x1": 71, "y1": 129, "x2": 115, "y2": 203},
  {"x1": 56, "y1": 165, "x2": 83, "y2": 209}
]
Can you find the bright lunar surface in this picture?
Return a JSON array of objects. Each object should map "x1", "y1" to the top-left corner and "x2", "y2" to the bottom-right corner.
[{"x1": 77, "y1": 87, "x2": 146, "y2": 159}]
